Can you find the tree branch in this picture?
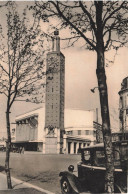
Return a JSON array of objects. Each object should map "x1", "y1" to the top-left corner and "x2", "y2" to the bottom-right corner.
[
  {"x1": 0, "y1": 64, "x2": 9, "y2": 75},
  {"x1": 79, "y1": 1, "x2": 97, "y2": 36},
  {"x1": 50, "y1": 1, "x2": 97, "y2": 51},
  {"x1": 103, "y1": 2, "x2": 125, "y2": 27}
]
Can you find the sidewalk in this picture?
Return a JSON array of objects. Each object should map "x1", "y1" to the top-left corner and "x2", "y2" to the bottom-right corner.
[{"x1": 0, "y1": 173, "x2": 54, "y2": 194}]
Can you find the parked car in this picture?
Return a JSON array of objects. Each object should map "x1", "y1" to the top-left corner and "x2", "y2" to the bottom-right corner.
[
  {"x1": 59, "y1": 140, "x2": 128, "y2": 193},
  {"x1": 0, "y1": 145, "x2": 6, "y2": 152},
  {"x1": 11, "y1": 146, "x2": 20, "y2": 153}
]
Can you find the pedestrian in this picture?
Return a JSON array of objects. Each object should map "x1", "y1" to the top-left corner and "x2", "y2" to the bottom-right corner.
[
  {"x1": 22, "y1": 147, "x2": 24, "y2": 154},
  {"x1": 19, "y1": 146, "x2": 22, "y2": 154}
]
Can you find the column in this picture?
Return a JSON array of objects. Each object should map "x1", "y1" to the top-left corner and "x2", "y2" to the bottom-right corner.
[
  {"x1": 43, "y1": 128, "x2": 47, "y2": 154},
  {"x1": 81, "y1": 143, "x2": 84, "y2": 148},
  {"x1": 90, "y1": 141, "x2": 93, "y2": 146},
  {"x1": 57, "y1": 128, "x2": 60, "y2": 154},
  {"x1": 74, "y1": 142, "x2": 77, "y2": 154},
  {"x1": 70, "y1": 142, "x2": 74, "y2": 154},
  {"x1": 82, "y1": 143, "x2": 85, "y2": 148},
  {"x1": 63, "y1": 134, "x2": 67, "y2": 154},
  {"x1": 76, "y1": 142, "x2": 79, "y2": 154},
  {"x1": 43, "y1": 142, "x2": 45, "y2": 154}
]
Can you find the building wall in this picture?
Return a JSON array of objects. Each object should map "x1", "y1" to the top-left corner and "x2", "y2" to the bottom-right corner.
[
  {"x1": 63, "y1": 134, "x2": 92, "y2": 154},
  {"x1": 119, "y1": 77, "x2": 128, "y2": 132},
  {"x1": 14, "y1": 107, "x2": 101, "y2": 153},
  {"x1": 44, "y1": 33, "x2": 65, "y2": 154},
  {"x1": 16, "y1": 119, "x2": 38, "y2": 141},
  {"x1": 93, "y1": 121, "x2": 103, "y2": 143},
  {"x1": 45, "y1": 52, "x2": 65, "y2": 130},
  {"x1": 65, "y1": 109, "x2": 94, "y2": 128},
  {"x1": 60, "y1": 54, "x2": 65, "y2": 130},
  {"x1": 66, "y1": 127, "x2": 96, "y2": 142},
  {"x1": 15, "y1": 107, "x2": 45, "y2": 142},
  {"x1": 63, "y1": 110, "x2": 97, "y2": 154}
]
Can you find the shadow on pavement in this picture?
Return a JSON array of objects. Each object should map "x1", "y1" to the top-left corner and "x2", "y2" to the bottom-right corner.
[
  {"x1": 12, "y1": 174, "x2": 41, "y2": 189},
  {"x1": 0, "y1": 188, "x2": 46, "y2": 194}
]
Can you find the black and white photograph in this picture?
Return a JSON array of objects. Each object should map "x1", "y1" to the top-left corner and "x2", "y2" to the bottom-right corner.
[{"x1": 0, "y1": 1, "x2": 127, "y2": 193}]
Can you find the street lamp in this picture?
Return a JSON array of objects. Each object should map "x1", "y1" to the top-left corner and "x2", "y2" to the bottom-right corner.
[
  {"x1": 15, "y1": 99, "x2": 30, "y2": 102},
  {"x1": 90, "y1": 87, "x2": 99, "y2": 93},
  {"x1": 90, "y1": 87, "x2": 99, "y2": 123}
]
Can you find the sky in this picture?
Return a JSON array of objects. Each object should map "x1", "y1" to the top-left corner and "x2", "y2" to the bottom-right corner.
[{"x1": 0, "y1": 1, "x2": 128, "y2": 137}]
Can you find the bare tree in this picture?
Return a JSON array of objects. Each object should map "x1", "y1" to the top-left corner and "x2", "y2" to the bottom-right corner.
[
  {"x1": 32, "y1": 1, "x2": 128, "y2": 193},
  {"x1": 0, "y1": 3, "x2": 45, "y2": 189}
]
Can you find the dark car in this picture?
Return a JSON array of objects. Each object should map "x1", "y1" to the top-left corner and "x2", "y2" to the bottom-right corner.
[
  {"x1": 0, "y1": 145, "x2": 6, "y2": 152},
  {"x1": 11, "y1": 146, "x2": 20, "y2": 153},
  {"x1": 59, "y1": 140, "x2": 128, "y2": 193}
]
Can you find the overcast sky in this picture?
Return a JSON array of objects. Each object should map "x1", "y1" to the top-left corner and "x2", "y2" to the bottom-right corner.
[{"x1": 0, "y1": 1, "x2": 128, "y2": 137}]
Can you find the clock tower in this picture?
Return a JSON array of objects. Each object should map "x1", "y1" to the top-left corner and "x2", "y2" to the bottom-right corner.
[{"x1": 44, "y1": 31, "x2": 65, "y2": 154}]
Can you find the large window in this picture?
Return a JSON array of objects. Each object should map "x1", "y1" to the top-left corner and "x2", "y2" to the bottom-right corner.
[
  {"x1": 93, "y1": 131, "x2": 96, "y2": 137},
  {"x1": 66, "y1": 131, "x2": 72, "y2": 135},
  {"x1": 78, "y1": 130, "x2": 81, "y2": 135},
  {"x1": 82, "y1": 150, "x2": 91, "y2": 164},
  {"x1": 85, "y1": 130, "x2": 90, "y2": 135},
  {"x1": 95, "y1": 151, "x2": 105, "y2": 166}
]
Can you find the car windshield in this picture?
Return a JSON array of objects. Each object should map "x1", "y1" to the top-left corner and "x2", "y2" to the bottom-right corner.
[
  {"x1": 82, "y1": 150, "x2": 105, "y2": 166},
  {"x1": 82, "y1": 150, "x2": 91, "y2": 164},
  {"x1": 95, "y1": 150, "x2": 105, "y2": 166},
  {"x1": 120, "y1": 144, "x2": 128, "y2": 160},
  {"x1": 113, "y1": 143, "x2": 128, "y2": 166}
]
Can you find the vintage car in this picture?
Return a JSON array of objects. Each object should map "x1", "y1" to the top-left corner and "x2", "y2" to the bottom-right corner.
[
  {"x1": 59, "y1": 141, "x2": 128, "y2": 193},
  {"x1": 0, "y1": 145, "x2": 6, "y2": 152}
]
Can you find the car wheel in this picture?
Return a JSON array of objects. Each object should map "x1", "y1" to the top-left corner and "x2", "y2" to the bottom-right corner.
[{"x1": 61, "y1": 178, "x2": 72, "y2": 194}]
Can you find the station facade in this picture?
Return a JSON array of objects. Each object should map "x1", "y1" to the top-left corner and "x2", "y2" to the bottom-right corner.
[{"x1": 13, "y1": 108, "x2": 97, "y2": 153}]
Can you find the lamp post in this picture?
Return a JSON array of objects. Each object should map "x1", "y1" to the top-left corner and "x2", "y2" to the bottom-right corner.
[
  {"x1": 90, "y1": 86, "x2": 99, "y2": 93},
  {"x1": 90, "y1": 86, "x2": 99, "y2": 123},
  {"x1": 15, "y1": 99, "x2": 30, "y2": 102}
]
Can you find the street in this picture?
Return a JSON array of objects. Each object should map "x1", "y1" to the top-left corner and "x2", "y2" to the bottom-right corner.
[{"x1": 0, "y1": 152, "x2": 80, "y2": 194}]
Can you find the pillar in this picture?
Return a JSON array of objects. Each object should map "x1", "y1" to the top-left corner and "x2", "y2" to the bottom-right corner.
[
  {"x1": 76, "y1": 142, "x2": 79, "y2": 154},
  {"x1": 70, "y1": 142, "x2": 74, "y2": 154},
  {"x1": 63, "y1": 134, "x2": 67, "y2": 154},
  {"x1": 57, "y1": 128, "x2": 60, "y2": 154}
]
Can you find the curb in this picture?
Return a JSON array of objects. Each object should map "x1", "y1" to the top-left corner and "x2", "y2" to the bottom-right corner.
[{"x1": 0, "y1": 173, "x2": 55, "y2": 194}]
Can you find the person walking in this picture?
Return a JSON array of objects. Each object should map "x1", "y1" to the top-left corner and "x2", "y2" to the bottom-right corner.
[
  {"x1": 22, "y1": 147, "x2": 24, "y2": 154},
  {"x1": 19, "y1": 146, "x2": 22, "y2": 154}
]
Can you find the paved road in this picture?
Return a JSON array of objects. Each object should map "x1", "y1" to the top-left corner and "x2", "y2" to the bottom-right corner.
[
  {"x1": 0, "y1": 152, "x2": 81, "y2": 194},
  {"x1": 0, "y1": 188, "x2": 46, "y2": 194}
]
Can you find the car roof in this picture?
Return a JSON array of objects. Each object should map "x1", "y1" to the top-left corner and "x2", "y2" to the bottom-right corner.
[
  {"x1": 80, "y1": 143, "x2": 104, "y2": 151},
  {"x1": 80, "y1": 140, "x2": 128, "y2": 151}
]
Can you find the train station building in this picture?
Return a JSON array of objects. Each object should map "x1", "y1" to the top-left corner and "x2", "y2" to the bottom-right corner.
[
  {"x1": 12, "y1": 107, "x2": 97, "y2": 154},
  {"x1": 12, "y1": 31, "x2": 98, "y2": 154}
]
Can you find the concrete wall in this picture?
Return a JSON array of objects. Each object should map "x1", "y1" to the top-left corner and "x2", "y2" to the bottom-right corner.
[
  {"x1": 15, "y1": 107, "x2": 45, "y2": 142},
  {"x1": 45, "y1": 52, "x2": 65, "y2": 130},
  {"x1": 16, "y1": 121, "x2": 37, "y2": 141},
  {"x1": 63, "y1": 134, "x2": 92, "y2": 154}
]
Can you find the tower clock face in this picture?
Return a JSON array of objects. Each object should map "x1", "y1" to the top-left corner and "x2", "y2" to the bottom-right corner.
[{"x1": 47, "y1": 56, "x2": 59, "y2": 73}]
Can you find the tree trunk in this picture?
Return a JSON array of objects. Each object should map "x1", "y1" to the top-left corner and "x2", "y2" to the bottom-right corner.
[
  {"x1": 5, "y1": 110, "x2": 12, "y2": 189},
  {"x1": 96, "y1": 49, "x2": 114, "y2": 193}
]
